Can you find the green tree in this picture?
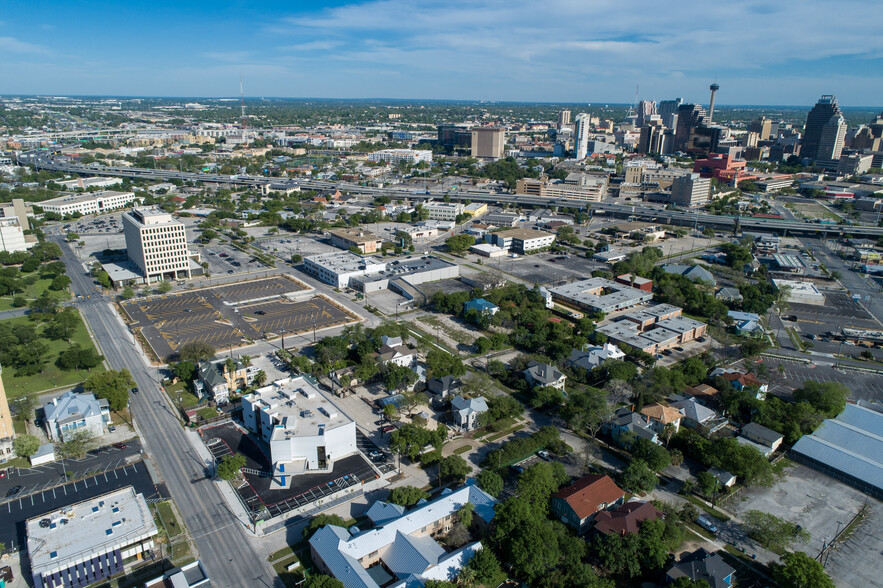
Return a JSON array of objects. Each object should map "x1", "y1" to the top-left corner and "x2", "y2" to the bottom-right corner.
[
  {"x1": 630, "y1": 437, "x2": 671, "y2": 472},
  {"x1": 216, "y1": 454, "x2": 246, "y2": 480},
  {"x1": 477, "y1": 469, "x2": 504, "y2": 497},
  {"x1": 387, "y1": 485, "x2": 429, "y2": 506},
  {"x1": 302, "y1": 513, "x2": 349, "y2": 540},
  {"x1": 770, "y1": 551, "x2": 834, "y2": 588},
  {"x1": 15, "y1": 392, "x2": 39, "y2": 423},
  {"x1": 425, "y1": 349, "x2": 466, "y2": 379},
  {"x1": 445, "y1": 234, "x2": 475, "y2": 252},
  {"x1": 302, "y1": 575, "x2": 345, "y2": 588},
  {"x1": 57, "y1": 343, "x2": 103, "y2": 370},
  {"x1": 177, "y1": 341, "x2": 216, "y2": 363},
  {"x1": 383, "y1": 363, "x2": 417, "y2": 392},
  {"x1": 621, "y1": 459, "x2": 657, "y2": 494},
  {"x1": 695, "y1": 471, "x2": 722, "y2": 501},
  {"x1": 464, "y1": 547, "x2": 506, "y2": 586},
  {"x1": 457, "y1": 502, "x2": 475, "y2": 528},
  {"x1": 121, "y1": 285, "x2": 135, "y2": 299},
  {"x1": 156, "y1": 280, "x2": 173, "y2": 294},
  {"x1": 47, "y1": 308, "x2": 80, "y2": 341},
  {"x1": 58, "y1": 429, "x2": 96, "y2": 459},
  {"x1": 13, "y1": 433, "x2": 41, "y2": 458},
  {"x1": 439, "y1": 455, "x2": 470, "y2": 483},
  {"x1": 562, "y1": 387, "x2": 610, "y2": 437},
  {"x1": 49, "y1": 275, "x2": 71, "y2": 291},
  {"x1": 29, "y1": 290, "x2": 59, "y2": 314},
  {"x1": 517, "y1": 462, "x2": 569, "y2": 512},
  {"x1": 83, "y1": 369, "x2": 135, "y2": 411},
  {"x1": 793, "y1": 381, "x2": 848, "y2": 418},
  {"x1": 743, "y1": 510, "x2": 810, "y2": 552},
  {"x1": 172, "y1": 360, "x2": 196, "y2": 382}
]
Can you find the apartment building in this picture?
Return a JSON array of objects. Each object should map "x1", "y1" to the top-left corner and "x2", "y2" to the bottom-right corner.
[
  {"x1": 27, "y1": 487, "x2": 158, "y2": 588},
  {"x1": 39, "y1": 191, "x2": 140, "y2": 216},
  {"x1": 328, "y1": 227, "x2": 383, "y2": 253},
  {"x1": 424, "y1": 201, "x2": 464, "y2": 221},
  {"x1": 122, "y1": 207, "x2": 192, "y2": 283},
  {"x1": 367, "y1": 149, "x2": 432, "y2": 165}
]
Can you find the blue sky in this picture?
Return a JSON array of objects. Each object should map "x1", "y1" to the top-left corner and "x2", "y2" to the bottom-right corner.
[{"x1": 2, "y1": 0, "x2": 882, "y2": 106}]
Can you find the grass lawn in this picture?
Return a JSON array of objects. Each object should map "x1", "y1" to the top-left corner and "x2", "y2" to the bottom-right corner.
[
  {"x1": 167, "y1": 381, "x2": 201, "y2": 409},
  {"x1": 0, "y1": 275, "x2": 71, "y2": 312},
  {"x1": 453, "y1": 445, "x2": 473, "y2": 455},
  {"x1": 13, "y1": 419, "x2": 27, "y2": 435},
  {"x1": 196, "y1": 407, "x2": 217, "y2": 420},
  {"x1": 485, "y1": 424, "x2": 524, "y2": 443},
  {"x1": 683, "y1": 494, "x2": 732, "y2": 522},
  {"x1": 1, "y1": 311, "x2": 106, "y2": 399},
  {"x1": 155, "y1": 501, "x2": 183, "y2": 539}
]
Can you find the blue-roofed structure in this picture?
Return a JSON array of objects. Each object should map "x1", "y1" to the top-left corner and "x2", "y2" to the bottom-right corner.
[
  {"x1": 790, "y1": 403, "x2": 883, "y2": 499},
  {"x1": 309, "y1": 482, "x2": 497, "y2": 588},
  {"x1": 463, "y1": 298, "x2": 499, "y2": 315},
  {"x1": 366, "y1": 501, "x2": 407, "y2": 527}
]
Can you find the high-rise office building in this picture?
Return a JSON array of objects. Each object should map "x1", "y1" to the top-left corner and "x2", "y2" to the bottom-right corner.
[
  {"x1": 816, "y1": 114, "x2": 847, "y2": 164},
  {"x1": 852, "y1": 112, "x2": 883, "y2": 151},
  {"x1": 122, "y1": 207, "x2": 192, "y2": 283},
  {"x1": 674, "y1": 104, "x2": 707, "y2": 151},
  {"x1": 0, "y1": 365, "x2": 14, "y2": 462},
  {"x1": 802, "y1": 95, "x2": 844, "y2": 161},
  {"x1": 636, "y1": 100, "x2": 658, "y2": 128},
  {"x1": 671, "y1": 173, "x2": 712, "y2": 207},
  {"x1": 748, "y1": 116, "x2": 773, "y2": 142},
  {"x1": 437, "y1": 124, "x2": 472, "y2": 148},
  {"x1": 574, "y1": 113, "x2": 591, "y2": 160},
  {"x1": 470, "y1": 126, "x2": 505, "y2": 159},
  {"x1": 558, "y1": 110, "x2": 571, "y2": 127},
  {"x1": 658, "y1": 98, "x2": 683, "y2": 128}
]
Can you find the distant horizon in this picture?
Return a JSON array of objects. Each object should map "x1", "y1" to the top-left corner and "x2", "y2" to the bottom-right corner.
[{"x1": 3, "y1": 94, "x2": 882, "y2": 111}]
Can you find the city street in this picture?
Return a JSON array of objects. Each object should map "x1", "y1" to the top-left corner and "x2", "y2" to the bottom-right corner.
[{"x1": 49, "y1": 235, "x2": 281, "y2": 587}]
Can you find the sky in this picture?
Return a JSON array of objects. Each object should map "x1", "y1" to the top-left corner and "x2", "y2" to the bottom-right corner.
[{"x1": 2, "y1": 0, "x2": 882, "y2": 106}]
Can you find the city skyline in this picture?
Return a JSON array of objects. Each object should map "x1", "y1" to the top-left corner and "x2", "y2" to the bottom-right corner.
[{"x1": 2, "y1": 0, "x2": 882, "y2": 105}]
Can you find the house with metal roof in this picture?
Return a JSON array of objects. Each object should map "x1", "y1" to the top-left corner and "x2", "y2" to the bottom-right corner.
[
  {"x1": 309, "y1": 482, "x2": 497, "y2": 588},
  {"x1": 366, "y1": 501, "x2": 407, "y2": 527},
  {"x1": 523, "y1": 361, "x2": 567, "y2": 390},
  {"x1": 463, "y1": 298, "x2": 499, "y2": 316},
  {"x1": 565, "y1": 343, "x2": 626, "y2": 372},
  {"x1": 450, "y1": 396, "x2": 488, "y2": 431},
  {"x1": 609, "y1": 408, "x2": 660, "y2": 445},
  {"x1": 661, "y1": 264, "x2": 716, "y2": 285},
  {"x1": 790, "y1": 402, "x2": 883, "y2": 499},
  {"x1": 739, "y1": 422, "x2": 784, "y2": 454},
  {"x1": 671, "y1": 397, "x2": 727, "y2": 435},
  {"x1": 666, "y1": 548, "x2": 735, "y2": 588},
  {"x1": 43, "y1": 391, "x2": 110, "y2": 442}
]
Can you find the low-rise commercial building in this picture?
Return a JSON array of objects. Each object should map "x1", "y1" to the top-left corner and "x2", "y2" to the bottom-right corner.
[
  {"x1": 303, "y1": 251, "x2": 387, "y2": 288},
  {"x1": 27, "y1": 487, "x2": 158, "y2": 588},
  {"x1": 328, "y1": 228, "x2": 383, "y2": 254},
  {"x1": 39, "y1": 191, "x2": 140, "y2": 217},
  {"x1": 351, "y1": 256, "x2": 459, "y2": 294},
  {"x1": 597, "y1": 305, "x2": 707, "y2": 355},
  {"x1": 56, "y1": 177, "x2": 123, "y2": 190},
  {"x1": 367, "y1": 149, "x2": 432, "y2": 165},
  {"x1": 772, "y1": 278, "x2": 826, "y2": 305},
  {"x1": 549, "y1": 278, "x2": 653, "y2": 314},
  {"x1": 424, "y1": 201, "x2": 464, "y2": 221},
  {"x1": 488, "y1": 228, "x2": 555, "y2": 253},
  {"x1": 462, "y1": 202, "x2": 488, "y2": 217},
  {"x1": 43, "y1": 391, "x2": 110, "y2": 442},
  {"x1": 242, "y1": 376, "x2": 357, "y2": 484},
  {"x1": 0, "y1": 216, "x2": 34, "y2": 253}
]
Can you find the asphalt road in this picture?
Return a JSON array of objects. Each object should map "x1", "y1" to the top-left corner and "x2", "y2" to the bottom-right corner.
[
  {"x1": 802, "y1": 237, "x2": 883, "y2": 325},
  {"x1": 50, "y1": 235, "x2": 280, "y2": 587}
]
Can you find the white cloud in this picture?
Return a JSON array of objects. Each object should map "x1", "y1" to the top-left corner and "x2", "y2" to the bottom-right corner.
[
  {"x1": 0, "y1": 36, "x2": 51, "y2": 54},
  {"x1": 279, "y1": 40, "x2": 341, "y2": 52}
]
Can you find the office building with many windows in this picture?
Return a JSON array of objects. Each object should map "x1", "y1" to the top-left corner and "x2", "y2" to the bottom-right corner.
[{"x1": 122, "y1": 207, "x2": 192, "y2": 283}]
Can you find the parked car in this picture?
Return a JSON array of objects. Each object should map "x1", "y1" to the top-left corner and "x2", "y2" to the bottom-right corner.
[
  {"x1": 108, "y1": 425, "x2": 116, "y2": 433},
  {"x1": 113, "y1": 443, "x2": 127, "y2": 450},
  {"x1": 380, "y1": 425, "x2": 395, "y2": 434},
  {"x1": 537, "y1": 450, "x2": 551, "y2": 461},
  {"x1": 6, "y1": 485, "x2": 22, "y2": 498},
  {"x1": 368, "y1": 450, "x2": 383, "y2": 460},
  {"x1": 131, "y1": 388, "x2": 138, "y2": 394},
  {"x1": 696, "y1": 515, "x2": 718, "y2": 533}
]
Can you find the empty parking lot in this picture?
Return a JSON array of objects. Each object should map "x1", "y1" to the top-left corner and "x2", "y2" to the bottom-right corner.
[
  {"x1": 761, "y1": 357, "x2": 883, "y2": 402},
  {"x1": 243, "y1": 298, "x2": 355, "y2": 337}
]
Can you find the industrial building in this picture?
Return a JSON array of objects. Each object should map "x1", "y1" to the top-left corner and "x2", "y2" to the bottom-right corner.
[
  {"x1": 548, "y1": 278, "x2": 653, "y2": 314},
  {"x1": 27, "y1": 487, "x2": 159, "y2": 588},
  {"x1": 39, "y1": 191, "x2": 140, "y2": 217},
  {"x1": 791, "y1": 402, "x2": 883, "y2": 500},
  {"x1": 309, "y1": 482, "x2": 497, "y2": 588},
  {"x1": 303, "y1": 251, "x2": 387, "y2": 288},
  {"x1": 351, "y1": 256, "x2": 459, "y2": 294},
  {"x1": 488, "y1": 228, "x2": 556, "y2": 254},
  {"x1": 122, "y1": 207, "x2": 193, "y2": 283},
  {"x1": 772, "y1": 279, "x2": 826, "y2": 305},
  {"x1": 328, "y1": 228, "x2": 383, "y2": 254},
  {"x1": 242, "y1": 376, "x2": 357, "y2": 486}
]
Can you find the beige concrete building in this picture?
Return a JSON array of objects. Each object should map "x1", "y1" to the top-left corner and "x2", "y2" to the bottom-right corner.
[
  {"x1": 329, "y1": 228, "x2": 383, "y2": 253},
  {"x1": 515, "y1": 176, "x2": 606, "y2": 202},
  {"x1": 670, "y1": 173, "x2": 712, "y2": 207},
  {"x1": 122, "y1": 207, "x2": 192, "y2": 283},
  {"x1": 0, "y1": 365, "x2": 14, "y2": 462},
  {"x1": 39, "y1": 191, "x2": 140, "y2": 217},
  {"x1": 471, "y1": 126, "x2": 505, "y2": 159}
]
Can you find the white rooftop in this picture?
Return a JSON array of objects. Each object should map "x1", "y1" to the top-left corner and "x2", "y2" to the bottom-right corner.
[
  {"x1": 245, "y1": 376, "x2": 353, "y2": 441},
  {"x1": 27, "y1": 487, "x2": 157, "y2": 579},
  {"x1": 306, "y1": 251, "x2": 386, "y2": 273}
]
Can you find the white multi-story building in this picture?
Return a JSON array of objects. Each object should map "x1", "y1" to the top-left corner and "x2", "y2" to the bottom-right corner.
[
  {"x1": 303, "y1": 251, "x2": 387, "y2": 288},
  {"x1": 122, "y1": 207, "x2": 192, "y2": 283},
  {"x1": 488, "y1": 228, "x2": 556, "y2": 253},
  {"x1": 424, "y1": 201, "x2": 464, "y2": 221},
  {"x1": 43, "y1": 391, "x2": 110, "y2": 442},
  {"x1": 367, "y1": 149, "x2": 432, "y2": 165},
  {"x1": 242, "y1": 376, "x2": 356, "y2": 485},
  {"x1": 38, "y1": 191, "x2": 140, "y2": 216},
  {"x1": 27, "y1": 487, "x2": 158, "y2": 588},
  {"x1": 0, "y1": 217, "x2": 34, "y2": 253},
  {"x1": 574, "y1": 113, "x2": 591, "y2": 160},
  {"x1": 56, "y1": 176, "x2": 123, "y2": 190}
]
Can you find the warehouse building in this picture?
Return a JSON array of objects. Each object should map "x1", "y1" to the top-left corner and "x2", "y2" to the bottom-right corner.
[
  {"x1": 791, "y1": 402, "x2": 883, "y2": 500},
  {"x1": 350, "y1": 256, "x2": 459, "y2": 294},
  {"x1": 27, "y1": 487, "x2": 158, "y2": 588},
  {"x1": 328, "y1": 228, "x2": 383, "y2": 254},
  {"x1": 488, "y1": 228, "x2": 556, "y2": 254},
  {"x1": 303, "y1": 251, "x2": 387, "y2": 288},
  {"x1": 772, "y1": 279, "x2": 826, "y2": 305}
]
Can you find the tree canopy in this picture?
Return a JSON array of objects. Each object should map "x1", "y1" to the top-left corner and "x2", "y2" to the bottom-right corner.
[{"x1": 83, "y1": 369, "x2": 135, "y2": 411}]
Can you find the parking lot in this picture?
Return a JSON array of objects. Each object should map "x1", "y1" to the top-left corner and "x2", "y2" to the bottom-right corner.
[
  {"x1": 0, "y1": 461, "x2": 163, "y2": 551},
  {"x1": 198, "y1": 241, "x2": 268, "y2": 276},
  {"x1": 199, "y1": 423, "x2": 378, "y2": 520},
  {"x1": 494, "y1": 252, "x2": 604, "y2": 286},
  {"x1": 762, "y1": 357, "x2": 883, "y2": 403},
  {"x1": 729, "y1": 463, "x2": 874, "y2": 585},
  {"x1": 123, "y1": 277, "x2": 355, "y2": 360}
]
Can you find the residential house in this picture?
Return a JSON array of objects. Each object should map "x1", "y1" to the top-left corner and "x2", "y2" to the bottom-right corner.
[
  {"x1": 661, "y1": 264, "x2": 716, "y2": 285},
  {"x1": 708, "y1": 468, "x2": 737, "y2": 489},
  {"x1": 593, "y1": 501, "x2": 664, "y2": 536},
  {"x1": 683, "y1": 384, "x2": 720, "y2": 405},
  {"x1": 43, "y1": 391, "x2": 110, "y2": 442},
  {"x1": 309, "y1": 482, "x2": 497, "y2": 588},
  {"x1": 330, "y1": 366, "x2": 360, "y2": 391},
  {"x1": 463, "y1": 298, "x2": 499, "y2": 316},
  {"x1": 737, "y1": 422, "x2": 784, "y2": 457},
  {"x1": 450, "y1": 396, "x2": 489, "y2": 431},
  {"x1": 671, "y1": 397, "x2": 727, "y2": 435},
  {"x1": 666, "y1": 548, "x2": 735, "y2": 588},
  {"x1": 427, "y1": 376, "x2": 461, "y2": 405},
  {"x1": 716, "y1": 287, "x2": 743, "y2": 303},
  {"x1": 609, "y1": 408, "x2": 660, "y2": 445},
  {"x1": 196, "y1": 357, "x2": 258, "y2": 405},
  {"x1": 551, "y1": 474, "x2": 625, "y2": 534},
  {"x1": 374, "y1": 343, "x2": 417, "y2": 368},
  {"x1": 565, "y1": 343, "x2": 626, "y2": 372},
  {"x1": 728, "y1": 310, "x2": 764, "y2": 337},
  {"x1": 640, "y1": 403, "x2": 684, "y2": 436},
  {"x1": 710, "y1": 368, "x2": 768, "y2": 397},
  {"x1": 523, "y1": 361, "x2": 567, "y2": 390}
]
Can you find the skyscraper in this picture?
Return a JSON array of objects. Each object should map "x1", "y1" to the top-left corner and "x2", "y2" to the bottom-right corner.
[
  {"x1": 748, "y1": 116, "x2": 773, "y2": 141},
  {"x1": 558, "y1": 110, "x2": 571, "y2": 127},
  {"x1": 817, "y1": 114, "x2": 847, "y2": 163},
  {"x1": 470, "y1": 126, "x2": 505, "y2": 159},
  {"x1": 802, "y1": 95, "x2": 844, "y2": 161},
  {"x1": 658, "y1": 98, "x2": 683, "y2": 128},
  {"x1": 636, "y1": 100, "x2": 658, "y2": 128},
  {"x1": 674, "y1": 104, "x2": 707, "y2": 151},
  {"x1": 574, "y1": 113, "x2": 590, "y2": 160}
]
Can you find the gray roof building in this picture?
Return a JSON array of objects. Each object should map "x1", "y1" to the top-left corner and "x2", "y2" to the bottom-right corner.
[
  {"x1": 43, "y1": 391, "x2": 110, "y2": 442},
  {"x1": 549, "y1": 277, "x2": 653, "y2": 314},
  {"x1": 662, "y1": 264, "x2": 716, "y2": 285},
  {"x1": 666, "y1": 548, "x2": 735, "y2": 588}
]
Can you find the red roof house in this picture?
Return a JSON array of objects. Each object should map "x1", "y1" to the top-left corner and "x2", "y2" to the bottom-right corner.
[{"x1": 550, "y1": 474, "x2": 625, "y2": 534}]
